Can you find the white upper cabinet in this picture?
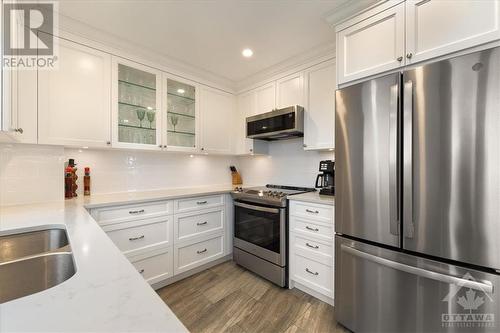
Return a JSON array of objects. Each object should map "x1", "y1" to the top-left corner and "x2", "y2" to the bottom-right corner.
[
  {"x1": 255, "y1": 82, "x2": 276, "y2": 114},
  {"x1": 235, "y1": 90, "x2": 268, "y2": 155},
  {"x1": 406, "y1": 0, "x2": 500, "y2": 64},
  {"x1": 336, "y1": 2, "x2": 405, "y2": 85},
  {"x1": 303, "y1": 60, "x2": 336, "y2": 151},
  {"x1": 112, "y1": 57, "x2": 162, "y2": 150},
  {"x1": 38, "y1": 37, "x2": 112, "y2": 147},
  {"x1": 200, "y1": 86, "x2": 235, "y2": 154},
  {"x1": 276, "y1": 72, "x2": 304, "y2": 108},
  {"x1": 164, "y1": 75, "x2": 199, "y2": 152}
]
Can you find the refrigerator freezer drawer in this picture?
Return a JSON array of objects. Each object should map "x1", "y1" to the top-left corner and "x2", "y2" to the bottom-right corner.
[{"x1": 335, "y1": 236, "x2": 500, "y2": 333}]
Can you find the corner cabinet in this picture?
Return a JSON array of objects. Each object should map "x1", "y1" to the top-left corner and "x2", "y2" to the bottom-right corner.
[
  {"x1": 112, "y1": 57, "x2": 162, "y2": 150},
  {"x1": 336, "y1": 1, "x2": 405, "y2": 85},
  {"x1": 303, "y1": 60, "x2": 336, "y2": 151},
  {"x1": 38, "y1": 36, "x2": 112, "y2": 147},
  {"x1": 200, "y1": 86, "x2": 235, "y2": 154}
]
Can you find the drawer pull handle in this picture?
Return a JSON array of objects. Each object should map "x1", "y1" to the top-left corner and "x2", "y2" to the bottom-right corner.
[
  {"x1": 306, "y1": 242, "x2": 319, "y2": 249},
  {"x1": 197, "y1": 248, "x2": 207, "y2": 254},
  {"x1": 138, "y1": 269, "x2": 145, "y2": 274},
  {"x1": 197, "y1": 201, "x2": 208, "y2": 205},
  {"x1": 129, "y1": 209, "x2": 145, "y2": 215},
  {"x1": 306, "y1": 209, "x2": 319, "y2": 214},
  {"x1": 306, "y1": 226, "x2": 319, "y2": 232},
  {"x1": 129, "y1": 235, "x2": 145, "y2": 241},
  {"x1": 305, "y1": 268, "x2": 319, "y2": 276},
  {"x1": 197, "y1": 221, "x2": 208, "y2": 226}
]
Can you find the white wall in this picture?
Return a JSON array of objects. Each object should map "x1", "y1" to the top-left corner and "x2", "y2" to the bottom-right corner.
[
  {"x1": 0, "y1": 144, "x2": 65, "y2": 206},
  {"x1": 237, "y1": 138, "x2": 334, "y2": 188}
]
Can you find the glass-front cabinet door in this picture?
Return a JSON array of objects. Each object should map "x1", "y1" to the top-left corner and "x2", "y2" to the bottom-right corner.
[
  {"x1": 112, "y1": 58, "x2": 162, "y2": 149},
  {"x1": 164, "y1": 77, "x2": 198, "y2": 151}
]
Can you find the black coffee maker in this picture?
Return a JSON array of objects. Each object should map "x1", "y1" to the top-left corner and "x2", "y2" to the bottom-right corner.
[{"x1": 315, "y1": 160, "x2": 335, "y2": 196}]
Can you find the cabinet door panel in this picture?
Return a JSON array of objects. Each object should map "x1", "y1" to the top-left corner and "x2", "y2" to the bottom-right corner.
[
  {"x1": 276, "y1": 72, "x2": 303, "y2": 108},
  {"x1": 38, "y1": 36, "x2": 111, "y2": 147},
  {"x1": 254, "y1": 82, "x2": 276, "y2": 114},
  {"x1": 236, "y1": 90, "x2": 256, "y2": 154},
  {"x1": 200, "y1": 86, "x2": 235, "y2": 154},
  {"x1": 406, "y1": 0, "x2": 500, "y2": 64},
  {"x1": 304, "y1": 61, "x2": 335, "y2": 150},
  {"x1": 337, "y1": 2, "x2": 405, "y2": 85}
]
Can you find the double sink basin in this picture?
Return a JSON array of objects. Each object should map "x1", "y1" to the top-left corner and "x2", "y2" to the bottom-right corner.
[{"x1": 0, "y1": 228, "x2": 76, "y2": 304}]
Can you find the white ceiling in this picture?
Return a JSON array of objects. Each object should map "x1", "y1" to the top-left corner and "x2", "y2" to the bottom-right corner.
[{"x1": 57, "y1": 0, "x2": 374, "y2": 83}]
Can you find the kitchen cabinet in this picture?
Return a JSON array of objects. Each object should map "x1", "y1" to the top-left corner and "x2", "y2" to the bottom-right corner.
[
  {"x1": 303, "y1": 60, "x2": 336, "y2": 151},
  {"x1": 254, "y1": 82, "x2": 276, "y2": 114},
  {"x1": 38, "y1": 36, "x2": 112, "y2": 147},
  {"x1": 276, "y1": 72, "x2": 304, "y2": 108},
  {"x1": 336, "y1": 1, "x2": 405, "y2": 85},
  {"x1": 112, "y1": 57, "x2": 162, "y2": 150},
  {"x1": 235, "y1": 90, "x2": 268, "y2": 155},
  {"x1": 405, "y1": 0, "x2": 500, "y2": 64},
  {"x1": 164, "y1": 76, "x2": 199, "y2": 152},
  {"x1": 200, "y1": 86, "x2": 235, "y2": 154},
  {"x1": 289, "y1": 199, "x2": 334, "y2": 304}
]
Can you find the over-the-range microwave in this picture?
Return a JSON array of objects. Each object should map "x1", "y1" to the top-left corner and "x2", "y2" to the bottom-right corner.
[{"x1": 246, "y1": 105, "x2": 304, "y2": 141}]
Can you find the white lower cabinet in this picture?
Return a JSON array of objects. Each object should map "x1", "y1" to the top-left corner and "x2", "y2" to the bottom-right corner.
[
  {"x1": 289, "y1": 200, "x2": 334, "y2": 304},
  {"x1": 92, "y1": 194, "x2": 230, "y2": 288}
]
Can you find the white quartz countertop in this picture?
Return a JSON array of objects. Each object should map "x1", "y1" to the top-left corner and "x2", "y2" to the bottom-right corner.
[
  {"x1": 0, "y1": 185, "x2": 235, "y2": 333},
  {"x1": 288, "y1": 191, "x2": 335, "y2": 206}
]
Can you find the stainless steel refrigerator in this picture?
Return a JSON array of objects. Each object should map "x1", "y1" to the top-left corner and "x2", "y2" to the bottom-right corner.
[{"x1": 335, "y1": 46, "x2": 500, "y2": 333}]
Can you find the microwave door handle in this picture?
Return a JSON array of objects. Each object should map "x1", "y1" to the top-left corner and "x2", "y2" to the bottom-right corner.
[
  {"x1": 403, "y1": 80, "x2": 414, "y2": 238},
  {"x1": 389, "y1": 83, "x2": 400, "y2": 237}
]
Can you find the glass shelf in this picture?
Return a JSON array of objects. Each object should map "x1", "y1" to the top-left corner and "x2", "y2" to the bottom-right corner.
[
  {"x1": 167, "y1": 92, "x2": 195, "y2": 103},
  {"x1": 118, "y1": 101, "x2": 156, "y2": 111},
  {"x1": 168, "y1": 130, "x2": 195, "y2": 136},
  {"x1": 169, "y1": 111, "x2": 195, "y2": 119},
  {"x1": 119, "y1": 124, "x2": 156, "y2": 131},
  {"x1": 118, "y1": 79, "x2": 156, "y2": 92}
]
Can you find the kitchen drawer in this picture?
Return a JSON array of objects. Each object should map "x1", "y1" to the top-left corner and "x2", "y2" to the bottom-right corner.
[
  {"x1": 290, "y1": 201, "x2": 333, "y2": 222},
  {"x1": 291, "y1": 216, "x2": 333, "y2": 241},
  {"x1": 91, "y1": 200, "x2": 172, "y2": 224},
  {"x1": 130, "y1": 247, "x2": 173, "y2": 285},
  {"x1": 103, "y1": 216, "x2": 171, "y2": 254},
  {"x1": 174, "y1": 195, "x2": 224, "y2": 213},
  {"x1": 175, "y1": 207, "x2": 224, "y2": 243},
  {"x1": 292, "y1": 233, "x2": 333, "y2": 266},
  {"x1": 292, "y1": 253, "x2": 333, "y2": 297},
  {"x1": 174, "y1": 235, "x2": 224, "y2": 274}
]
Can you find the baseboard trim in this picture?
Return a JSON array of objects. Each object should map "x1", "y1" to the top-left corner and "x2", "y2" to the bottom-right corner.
[
  {"x1": 291, "y1": 280, "x2": 335, "y2": 306},
  {"x1": 151, "y1": 254, "x2": 232, "y2": 290}
]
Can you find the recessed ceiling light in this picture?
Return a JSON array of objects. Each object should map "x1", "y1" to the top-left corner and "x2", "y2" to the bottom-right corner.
[
  {"x1": 242, "y1": 48, "x2": 253, "y2": 58},
  {"x1": 177, "y1": 88, "x2": 185, "y2": 94},
  {"x1": 123, "y1": 119, "x2": 129, "y2": 123},
  {"x1": 146, "y1": 106, "x2": 153, "y2": 110}
]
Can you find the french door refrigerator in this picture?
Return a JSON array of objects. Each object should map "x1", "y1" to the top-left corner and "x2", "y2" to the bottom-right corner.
[{"x1": 335, "y1": 46, "x2": 500, "y2": 333}]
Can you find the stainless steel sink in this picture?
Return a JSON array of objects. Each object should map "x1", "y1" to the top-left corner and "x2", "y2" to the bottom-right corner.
[
  {"x1": 0, "y1": 228, "x2": 76, "y2": 304},
  {"x1": 0, "y1": 228, "x2": 69, "y2": 263}
]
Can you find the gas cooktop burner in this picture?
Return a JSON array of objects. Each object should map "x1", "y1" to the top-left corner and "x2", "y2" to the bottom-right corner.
[{"x1": 232, "y1": 184, "x2": 315, "y2": 207}]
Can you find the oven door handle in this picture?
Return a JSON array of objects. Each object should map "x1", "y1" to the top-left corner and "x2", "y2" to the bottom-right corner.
[{"x1": 234, "y1": 201, "x2": 280, "y2": 214}]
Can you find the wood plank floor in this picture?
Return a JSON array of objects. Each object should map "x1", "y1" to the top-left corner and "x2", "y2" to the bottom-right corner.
[{"x1": 157, "y1": 261, "x2": 350, "y2": 333}]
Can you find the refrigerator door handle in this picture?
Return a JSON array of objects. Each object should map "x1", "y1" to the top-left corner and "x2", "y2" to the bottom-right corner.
[
  {"x1": 341, "y1": 244, "x2": 494, "y2": 294},
  {"x1": 403, "y1": 80, "x2": 414, "y2": 238},
  {"x1": 389, "y1": 83, "x2": 400, "y2": 236}
]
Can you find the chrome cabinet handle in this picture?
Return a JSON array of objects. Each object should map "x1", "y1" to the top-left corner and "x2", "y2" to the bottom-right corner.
[
  {"x1": 13, "y1": 128, "x2": 23, "y2": 134},
  {"x1": 406, "y1": 53, "x2": 413, "y2": 59},
  {"x1": 306, "y1": 242, "x2": 319, "y2": 249},
  {"x1": 197, "y1": 221, "x2": 208, "y2": 226},
  {"x1": 129, "y1": 209, "x2": 145, "y2": 215},
  {"x1": 196, "y1": 201, "x2": 208, "y2": 205},
  {"x1": 129, "y1": 235, "x2": 145, "y2": 241},
  {"x1": 305, "y1": 268, "x2": 319, "y2": 276},
  {"x1": 306, "y1": 226, "x2": 319, "y2": 232},
  {"x1": 305, "y1": 209, "x2": 319, "y2": 214},
  {"x1": 106, "y1": 141, "x2": 111, "y2": 145},
  {"x1": 197, "y1": 248, "x2": 207, "y2": 254},
  {"x1": 138, "y1": 269, "x2": 145, "y2": 274},
  {"x1": 397, "y1": 56, "x2": 403, "y2": 62}
]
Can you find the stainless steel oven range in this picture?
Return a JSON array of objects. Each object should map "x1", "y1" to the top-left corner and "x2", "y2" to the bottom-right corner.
[{"x1": 231, "y1": 184, "x2": 315, "y2": 287}]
